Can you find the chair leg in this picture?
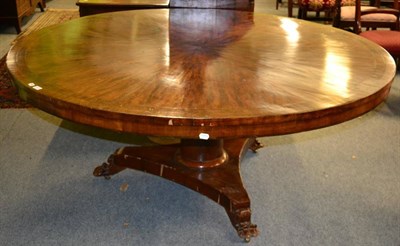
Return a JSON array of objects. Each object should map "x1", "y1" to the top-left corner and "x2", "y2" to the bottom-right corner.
[
  {"x1": 38, "y1": 0, "x2": 45, "y2": 12},
  {"x1": 14, "y1": 18, "x2": 22, "y2": 34},
  {"x1": 288, "y1": 0, "x2": 294, "y2": 17},
  {"x1": 297, "y1": 7, "x2": 307, "y2": 19},
  {"x1": 301, "y1": 9, "x2": 308, "y2": 19},
  {"x1": 276, "y1": 0, "x2": 282, "y2": 9},
  {"x1": 298, "y1": 8, "x2": 303, "y2": 19}
]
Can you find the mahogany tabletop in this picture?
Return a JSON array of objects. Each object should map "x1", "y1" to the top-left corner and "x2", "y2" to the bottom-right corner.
[{"x1": 6, "y1": 9, "x2": 396, "y2": 139}]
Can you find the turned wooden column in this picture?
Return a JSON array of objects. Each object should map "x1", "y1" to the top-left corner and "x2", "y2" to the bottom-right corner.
[{"x1": 176, "y1": 139, "x2": 228, "y2": 168}]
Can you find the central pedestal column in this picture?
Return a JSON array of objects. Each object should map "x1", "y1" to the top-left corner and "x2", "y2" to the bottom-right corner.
[{"x1": 176, "y1": 139, "x2": 228, "y2": 168}]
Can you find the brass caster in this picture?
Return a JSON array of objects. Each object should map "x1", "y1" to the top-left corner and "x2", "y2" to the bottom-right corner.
[{"x1": 244, "y1": 237, "x2": 251, "y2": 243}]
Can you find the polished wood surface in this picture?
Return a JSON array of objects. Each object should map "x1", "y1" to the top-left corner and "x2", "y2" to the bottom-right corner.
[
  {"x1": 6, "y1": 9, "x2": 396, "y2": 242},
  {"x1": 7, "y1": 9, "x2": 395, "y2": 139}
]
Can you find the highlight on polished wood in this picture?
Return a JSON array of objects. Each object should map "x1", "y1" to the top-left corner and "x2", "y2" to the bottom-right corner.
[{"x1": 6, "y1": 9, "x2": 396, "y2": 242}]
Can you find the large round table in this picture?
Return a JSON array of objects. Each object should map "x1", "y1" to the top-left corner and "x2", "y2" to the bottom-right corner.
[{"x1": 6, "y1": 8, "x2": 396, "y2": 242}]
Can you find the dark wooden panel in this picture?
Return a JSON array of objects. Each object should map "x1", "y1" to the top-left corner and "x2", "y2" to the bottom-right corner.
[
  {"x1": 76, "y1": 0, "x2": 170, "y2": 16},
  {"x1": 170, "y1": 0, "x2": 254, "y2": 10},
  {"x1": 0, "y1": 0, "x2": 45, "y2": 33}
]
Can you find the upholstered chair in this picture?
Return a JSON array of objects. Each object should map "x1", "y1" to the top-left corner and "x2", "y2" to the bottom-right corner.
[
  {"x1": 355, "y1": 0, "x2": 400, "y2": 63},
  {"x1": 333, "y1": 0, "x2": 399, "y2": 32},
  {"x1": 360, "y1": 30, "x2": 400, "y2": 62},
  {"x1": 297, "y1": 0, "x2": 337, "y2": 20}
]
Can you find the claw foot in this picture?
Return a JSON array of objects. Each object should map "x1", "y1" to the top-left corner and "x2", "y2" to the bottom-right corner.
[
  {"x1": 249, "y1": 139, "x2": 264, "y2": 153},
  {"x1": 93, "y1": 155, "x2": 117, "y2": 179},
  {"x1": 231, "y1": 208, "x2": 259, "y2": 242},
  {"x1": 93, "y1": 153, "x2": 127, "y2": 179},
  {"x1": 238, "y1": 223, "x2": 258, "y2": 242},
  {"x1": 93, "y1": 162, "x2": 112, "y2": 179}
]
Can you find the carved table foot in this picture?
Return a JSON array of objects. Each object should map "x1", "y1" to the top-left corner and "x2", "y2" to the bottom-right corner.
[
  {"x1": 249, "y1": 139, "x2": 264, "y2": 153},
  {"x1": 93, "y1": 138, "x2": 259, "y2": 241},
  {"x1": 228, "y1": 206, "x2": 259, "y2": 242},
  {"x1": 93, "y1": 151, "x2": 127, "y2": 179}
]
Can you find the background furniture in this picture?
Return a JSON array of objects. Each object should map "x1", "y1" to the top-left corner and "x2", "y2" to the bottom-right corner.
[
  {"x1": 333, "y1": 0, "x2": 399, "y2": 32},
  {"x1": 77, "y1": 0, "x2": 255, "y2": 16},
  {"x1": 0, "y1": 0, "x2": 45, "y2": 33},
  {"x1": 361, "y1": 0, "x2": 399, "y2": 30},
  {"x1": 170, "y1": 0, "x2": 254, "y2": 10},
  {"x1": 76, "y1": 0, "x2": 170, "y2": 17},
  {"x1": 360, "y1": 30, "x2": 400, "y2": 63},
  {"x1": 276, "y1": 0, "x2": 297, "y2": 17},
  {"x1": 356, "y1": 0, "x2": 400, "y2": 63},
  {"x1": 297, "y1": 0, "x2": 336, "y2": 20}
]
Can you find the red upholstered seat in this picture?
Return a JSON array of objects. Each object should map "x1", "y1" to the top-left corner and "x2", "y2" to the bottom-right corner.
[
  {"x1": 359, "y1": 31, "x2": 400, "y2": 57},
  {"x1": 299, "y1": 0, "x2": 336, "y2": 11},
  {"x1": 297, "y1": 0, "x2": 337, "y2": 20}
]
